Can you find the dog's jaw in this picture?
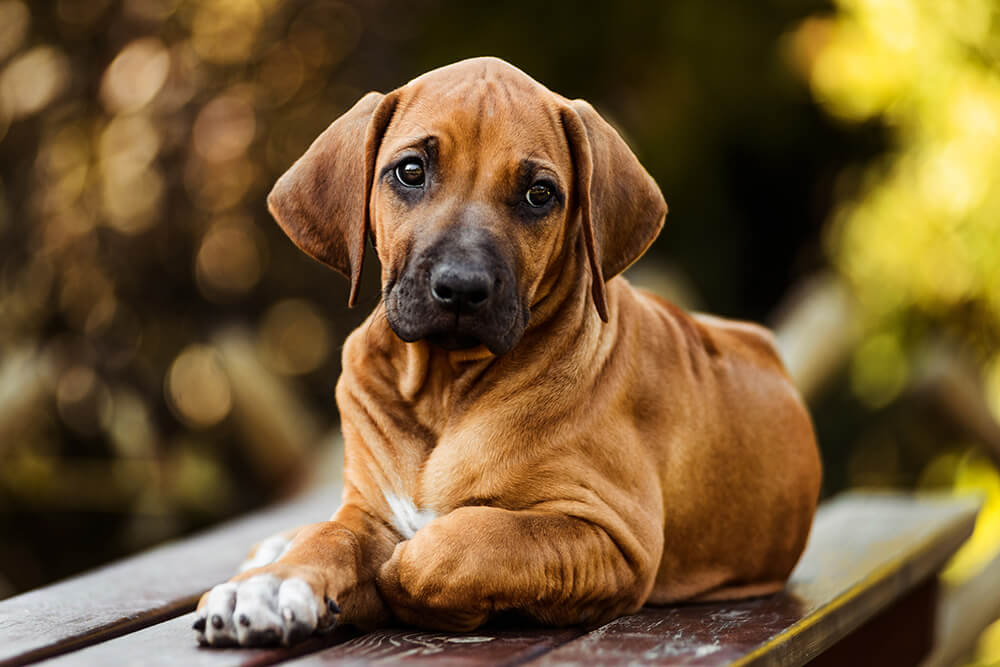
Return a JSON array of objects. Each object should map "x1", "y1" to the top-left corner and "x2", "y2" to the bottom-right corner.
[{"x1": 383, "y1": 269, "x2": 527, "y2": 356}]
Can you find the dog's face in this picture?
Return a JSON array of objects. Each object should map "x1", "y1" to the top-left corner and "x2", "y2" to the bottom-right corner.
[
  {"x1": 268, "y1": 58, "x2": 666, "y2": 356},
  {"x1": 372, "y1": 64, "x2": 574, "y2": 354}
]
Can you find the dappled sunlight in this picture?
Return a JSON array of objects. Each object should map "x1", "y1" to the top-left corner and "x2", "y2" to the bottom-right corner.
[
  {"x1": 798, "y1": 0, "x2": 1000, "y2": 655},
  {"x1": 797, "y1": 0, "x2": 1000, "y2": 340}
]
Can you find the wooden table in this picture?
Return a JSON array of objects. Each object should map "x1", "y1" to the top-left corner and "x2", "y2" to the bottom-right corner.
[{"x1": 0, "y1": 491, "x2": 978, "y2": 666}]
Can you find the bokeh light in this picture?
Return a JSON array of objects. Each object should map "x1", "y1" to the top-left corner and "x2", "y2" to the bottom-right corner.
[
  {"x1": 165, "y1": 345, "x2": 233, "y2": 428},
  {"x1": 189, "y1": 0, "x2": 264, "y2": 65},
  {"x1": 0, "y1": 46, "x2": 69, "y2": 121},
  {"x1": 0, "y1": 1, "x2": 30, "y2": 62},
  {"x1": 100, "y1": 38, "x2": 171, "y2": 114},
  {"x1": 193, "y1": 92, "x2": 256, "y2": 163},
  {"x1": 195, "y1": 217, "x2": 264, "y2": 300},
  {"x1": 258, "y1": 299, "x2": 332, "y2": 376}
]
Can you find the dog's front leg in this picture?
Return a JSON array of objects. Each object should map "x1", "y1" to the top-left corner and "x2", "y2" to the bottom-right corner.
[
  {"x1": 194, "y1": 503, "x2": 396, "y2": 646},
  {"x1": 376, "y1": 505, "x2": 657, "y2": 631}
]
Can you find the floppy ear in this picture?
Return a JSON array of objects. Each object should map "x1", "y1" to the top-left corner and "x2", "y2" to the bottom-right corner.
[
  {"x1": 560, "y1": 100, "x2": 668, "y2": 322},
  {"x1": 267, "y1": 91, "x2": 399, "y2": 307}
]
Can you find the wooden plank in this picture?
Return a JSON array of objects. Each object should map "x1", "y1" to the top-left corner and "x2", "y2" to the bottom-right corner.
[
  {"x1": 288, "y1": 625, "x2": 583, "y2": 666},
  {"x1": 36, "y1": 612, "x2": 360, "y2": 667},
  {"x1": 526, "y1": 492, "x2": 978, "y2": 666},
  {"x1": 9, "y1": 491, "x2": 978, "y2": 667},
  {"x1": 808, "y1": 578, "x2": 937, "y2": 667},
  {"x1": 37, "y1": 611, "x2": 580, "y2": 667},
  {"x1": 924, "y1": 547, "x2": 1000, "y2": 667},
  {"x1": 0, "y1": 487, "x2": 342, "y2": 667}
]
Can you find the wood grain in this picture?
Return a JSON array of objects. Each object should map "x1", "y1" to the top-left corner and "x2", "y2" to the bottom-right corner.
[
  {"x1": 5, "y1": 491, "x2": 979, "y2": 667},
  {"x1": 289, "y1": 625, "x2": 583, "y2": 666},
  {"x1": 35, "y1": 612, "x2": 359, "y2": 667},
  {"x1": 529, "y1": 492, "x2": 978, "y2": 666},
  {"x1": 0, "y1": 488, "x2": 342, "y2": 667},
  {"x1": 39, "y1": 616, "x2": 578, "y2": 667}
]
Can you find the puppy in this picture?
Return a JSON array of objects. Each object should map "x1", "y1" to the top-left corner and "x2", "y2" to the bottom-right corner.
[{"x1": 194, "y1": 57, "x2": 821, "y2": 647}]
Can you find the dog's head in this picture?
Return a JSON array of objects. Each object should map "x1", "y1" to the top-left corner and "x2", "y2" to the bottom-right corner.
[{"x1": 268, "y1": 57, "x2": 666, "y2": 355}]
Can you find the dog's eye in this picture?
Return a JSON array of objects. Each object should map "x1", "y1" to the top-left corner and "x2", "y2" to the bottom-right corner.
[
  {"x1": 395, "y1": 159, "x2": 425, "y2": 187},
  {"x1": 525, "y1": 183, "x2": 553, "y2": 207}
]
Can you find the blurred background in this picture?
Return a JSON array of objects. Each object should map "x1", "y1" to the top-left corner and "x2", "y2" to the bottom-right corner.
[{"x1": 1, "y1": 0, "x2": 999, "y2": 662}]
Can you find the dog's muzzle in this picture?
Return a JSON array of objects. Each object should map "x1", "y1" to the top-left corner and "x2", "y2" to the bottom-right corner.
[{"x1": 385, "y1": 228, "x2": 527, "y2": 355}]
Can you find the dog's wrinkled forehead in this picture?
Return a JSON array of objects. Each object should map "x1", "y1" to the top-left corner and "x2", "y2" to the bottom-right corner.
[{"x1": 380, "y1": 58, "x2": 569, "y2": 167}]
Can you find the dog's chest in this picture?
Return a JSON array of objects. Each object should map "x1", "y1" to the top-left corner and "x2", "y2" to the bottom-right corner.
[
  {"x1": 383, "y1": 492, "x2": 437, "y2": 539},
  {"x1": 375, "y1": 428, "x2": 493, "y2": 540},
  {"x1": 425, "y1": 425, "x2": 530, "y2": 505},
  {"x1": 377, "y1": 391, "x2": 539, "y2": 539}
]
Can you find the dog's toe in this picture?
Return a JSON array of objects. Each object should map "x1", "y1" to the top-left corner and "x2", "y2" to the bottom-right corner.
[
  {"x1": 197, "y1": 575, "x2": 324, "y2": 647},
  {"x1": 232, "y1": 575, "x2": 284, "y2": 646},
  {"x1": 195, "y1": 581, "x2": 239, "y2": 646},
  {"x1": 278, "y1": 577, "x2": 323, "y2": 644}
]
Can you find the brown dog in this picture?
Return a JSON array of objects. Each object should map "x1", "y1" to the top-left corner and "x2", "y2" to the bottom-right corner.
[{"x1": 194, "y1": 57, "x2": 821, "y2": 647}]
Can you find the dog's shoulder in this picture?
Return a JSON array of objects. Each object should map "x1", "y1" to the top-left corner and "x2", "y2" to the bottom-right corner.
[
  {"x1": 689, "y1": 313, "x2": 792, "y2": 382},
  {"x1": 626, "y1": 285, "x2": 726, "y2": 359},
  {"x1": 628, "y1": 283, "x2": 786, "y2": 374}
]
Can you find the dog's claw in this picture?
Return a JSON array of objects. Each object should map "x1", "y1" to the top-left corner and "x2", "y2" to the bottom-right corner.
[
  {"x1": 238, "y1": 614, "x2": 251, "y2": 627},
  {"x1": 192, "y1": 616, "x2": 206, "y2": 632},
  {"x1": 211, "y1": 614, "x2": 224, "y2": 630},
  {"x1": 326, "y1": 598, "x2": 340, "y2": 614}
]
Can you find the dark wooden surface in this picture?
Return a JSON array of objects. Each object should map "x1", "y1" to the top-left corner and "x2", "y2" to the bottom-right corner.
[
  {"x1": 0, "y1": 488, "x2": 342, "y2": 667},
  {"x1": 528, "y1": 493, "x2": 978, "y2": 666},
  {"x1": 808, "y1": 578, "x2": 937, "y2": 667},
  {"x1": 38, "y1": 612, "x2": 360, "y2": 667},
  {"x1": 1, "y1": 491, "x2": 979, "y2": 667},
  {"x1": 289, "y1": 626, "x2": 583, "y2": 666}
]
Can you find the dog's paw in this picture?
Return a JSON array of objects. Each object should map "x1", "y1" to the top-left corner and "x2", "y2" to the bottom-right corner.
[{"x1": 193, "y1": 574, "x2": 337, "y2": 647}]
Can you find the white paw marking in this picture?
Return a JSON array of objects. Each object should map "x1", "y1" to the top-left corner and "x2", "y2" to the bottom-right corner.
[
  {"x1": 384, "y1": 492, "x2": 436, "y2": 539},
  {"x1": 195, "y1": 575, "x2": 324, "y2": 647},
  {"x1": 239, "y1": 534, "x2": 292, "y2": 572}
]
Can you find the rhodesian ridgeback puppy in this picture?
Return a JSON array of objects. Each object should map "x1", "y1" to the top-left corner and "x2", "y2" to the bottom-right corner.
[{"x1": 194, "y1": 57, "x2": 821, "y2": 646}]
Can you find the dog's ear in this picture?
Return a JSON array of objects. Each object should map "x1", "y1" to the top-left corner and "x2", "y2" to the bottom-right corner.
[
  {"x1": 267, "y1": 91, "x2": 399, "y2": 307},
  {"x1": 560, "y1": 100, "x2": 667, "y2": 322}
]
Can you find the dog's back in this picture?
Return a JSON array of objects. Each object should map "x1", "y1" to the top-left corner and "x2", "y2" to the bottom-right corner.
[{"x1": 623, "y1": 283, "x2": 822, "y2": 603}]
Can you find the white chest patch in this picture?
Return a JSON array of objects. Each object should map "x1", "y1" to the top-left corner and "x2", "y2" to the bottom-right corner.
[{"x1": 384, "y1": 492, "x2": 437, "y2": 539}]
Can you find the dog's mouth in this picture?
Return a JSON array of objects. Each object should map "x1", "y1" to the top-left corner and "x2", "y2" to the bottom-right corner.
[
  {"x1": 426, "y1": 331, "x2": 484, "y2": 350},
  {"x1": 385, "y1": 298, "x2": 525, "y2": 356}
]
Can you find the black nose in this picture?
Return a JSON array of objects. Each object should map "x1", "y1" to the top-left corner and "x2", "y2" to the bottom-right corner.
[{"x1": 430, "y1": 263, "x2": 492, "y2": 313}]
